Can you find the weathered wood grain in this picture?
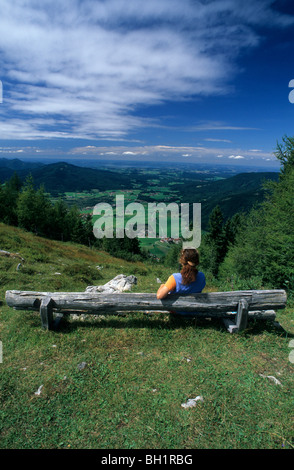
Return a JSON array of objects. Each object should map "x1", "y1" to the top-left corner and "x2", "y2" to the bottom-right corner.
[
  {"x1": 39, "y1": 297, "x2": 54, "y2": 330},
  {"x1": 5, "y1": 289, "x2": 287, "y2": 314}
]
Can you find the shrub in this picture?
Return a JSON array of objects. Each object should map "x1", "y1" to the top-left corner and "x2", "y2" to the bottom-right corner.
[{"x1": 63, "y1": 264, "x2": 103, "y2": 284}]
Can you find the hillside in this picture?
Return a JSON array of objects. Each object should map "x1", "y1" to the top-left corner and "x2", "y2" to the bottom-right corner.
[
  {"x1": 0, "y1": 159, "x2": 280, "y2": 233},
  {"x1": 0, "y1": 222, "x2": 149, "y2": 295},
  {"x1": 0, "y1": 157, "x2": 44, "y2": 171},
  {"x1": 30, "y1": 162, "x2": 135, "y2": 194},
  {"x1": 179, "y1": 172, "x2": 279, "y2": 228},
  {"x1": 0, "y1": 161, "x2": 131, "y2": 194},
  {"x1": 0, "y1": 158, "x2": 44, "y2": 183},
  {"x1": 0, "y1": 222, "x2": 293, "y2": 450}
]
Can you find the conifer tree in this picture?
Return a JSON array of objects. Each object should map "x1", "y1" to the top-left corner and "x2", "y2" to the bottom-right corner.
[
  {"x1": 0, "y1": 172, "x2": 22, "y2": 225},
  {"x1": 202, "y1": 205, "x2": 226, "y2": 276},
  {"x1": 220, "y1": 136, "x2": 294, "y2": 291},
  {"x1": 16, "y1": 175, "x2": 52, "y2": 236}
]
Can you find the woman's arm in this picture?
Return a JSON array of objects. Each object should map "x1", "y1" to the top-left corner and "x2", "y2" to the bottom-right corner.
[
  {"x1": 156, "y1": 275, "x2": 176, "y2": 299},
  {"x1": 156, "y1": 284, "x2": 170, "y2": 299}
]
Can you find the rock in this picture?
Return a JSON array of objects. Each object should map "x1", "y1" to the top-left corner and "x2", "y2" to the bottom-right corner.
[
  {"x1": 259, "y1": 374, "x2": 282, "y2": 386},
  {"x1": 68, "y1": 275, "x2": 139, "y2": 323},
  {"x1": 0, "y1": 250, "x2": 24, "y2": 262},
  {"x1": 183, "y1": 356, "x2": 192, "y2": 362},
  {"x1": 34, "y1": 385, "x2": 44, "y2": 396},
  {"x1": 181, "y1": 396, "x2": 204, "y2": 408},
  {"x1": 85, "y1": 274, "x2": 137, "y2": 294},
  {"x1": 77, "y1": 362, "x2": 87, "y2": 371}
]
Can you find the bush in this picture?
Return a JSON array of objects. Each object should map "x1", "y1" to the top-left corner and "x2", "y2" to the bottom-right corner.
[
  {"x1": 215, "y1": 274, "x2": 266, "y2": 292},
  {"x1": 63, "y1": 264, "x2": 103, "y2": 284},
  {"x1": 219, "y1": 141, "x2": 294, "y2": 294}
]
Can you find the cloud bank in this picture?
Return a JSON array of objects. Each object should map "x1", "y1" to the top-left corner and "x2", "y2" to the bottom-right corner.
[{"x1": 0, "y1": 0, "x2": 293, "y2": 140}]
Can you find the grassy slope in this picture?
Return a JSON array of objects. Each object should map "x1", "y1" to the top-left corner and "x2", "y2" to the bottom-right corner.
[{"x1": 0, "y1": 223, "x2": 293, "y2": 450}]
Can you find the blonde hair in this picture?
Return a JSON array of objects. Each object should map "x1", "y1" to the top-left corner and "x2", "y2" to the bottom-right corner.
[{"x1": 179, "y1": 248, "x2": 199, "y2": 285}]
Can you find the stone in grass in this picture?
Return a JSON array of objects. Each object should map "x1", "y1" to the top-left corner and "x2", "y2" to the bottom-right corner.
[
  {"x1": 77, "y1": 362, "x2": 87, "y2": 371},
  {"x1": 34, "y1": 385, "x2": 44, "y2": 396},
  {"x1": 85, "y1": 274, "x2": 137, "y2": 294},
  {"x1": 181, "y1": 396, "x2": 204, "y2": 408},
  {"x1": 259, "y1": 374, "x2": 282, "y2": 386}
]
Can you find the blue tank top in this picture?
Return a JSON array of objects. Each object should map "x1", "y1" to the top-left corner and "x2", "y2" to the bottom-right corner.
[
  {"x1": 171, "y1": 271, "x2": 206, "y2": 316},
  {"x1": 173, "y1": 271, "x2": 206, "y2": 294}
]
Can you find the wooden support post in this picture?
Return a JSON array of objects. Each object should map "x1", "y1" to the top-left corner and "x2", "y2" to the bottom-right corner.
[
  {"x1": 222, "y1": 318, "x2": 239, "y2": 334},
  {"x1": 40, "y1": 297, "x2": 54, "y2": 330},
  {"x1": 236, "y1": 298, "x2": 248, "y2": 332},
  {"x1": 223, "y1": 298, "x2": 248, "y2": 333}
]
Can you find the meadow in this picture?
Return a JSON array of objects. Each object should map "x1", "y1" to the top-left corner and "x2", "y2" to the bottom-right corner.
[{"x1": 0, "y1": 223, "x2": 293, "y2": 449}]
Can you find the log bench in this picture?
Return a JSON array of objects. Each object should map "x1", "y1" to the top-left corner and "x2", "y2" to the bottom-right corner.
[{"x1": 5, "y1": 289, "x2": 287, "y2": 333}]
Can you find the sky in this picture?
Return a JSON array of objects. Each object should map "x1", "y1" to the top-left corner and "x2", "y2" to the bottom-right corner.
[{"x1": 1, "y1": 0, "x2": 294, "y2": 167}]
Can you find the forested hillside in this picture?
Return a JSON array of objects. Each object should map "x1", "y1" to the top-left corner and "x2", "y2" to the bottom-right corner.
[
  {"x1": 0, "y1": 137, "x2": 292, "y2": 296},
  {"x1": 180, "y1": 171, "x2": 279, "y2": 229},
  {"x1": 200, "y1": 136, "x2": 294, "y2": 294},
  {"x1": 0, "y1": 161, "x2": 131, "y2": 194},
  {"x1": 0, "y1": 138, "x2": 293, "y2": 451}
]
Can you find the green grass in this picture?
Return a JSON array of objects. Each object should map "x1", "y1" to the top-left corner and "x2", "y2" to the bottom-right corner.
[{"x1": 0, "y1": 223, "x2": 293, "y2": 449}]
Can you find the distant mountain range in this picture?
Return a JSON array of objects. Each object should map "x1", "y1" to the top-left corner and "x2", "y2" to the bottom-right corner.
[
  {"x1": 0, "y1": 159, "x2": 130, "y2": 193},
  {"x1": 0, "y1": 158, "x2": 279, "y2": 227},
  {"x1": 177, "y1": 171, "x2": 279, "y2": 228},
  {"x1": 0, "y1": 157, "x2": 44, "y2": 171},
  {"x1": 0, "y1": 158, "x2": 44, "y2": 182}
]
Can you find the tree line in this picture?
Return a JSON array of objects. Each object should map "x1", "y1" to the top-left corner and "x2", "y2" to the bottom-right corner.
[
  {"x1": 164, "y1": 136, "x2": 294, "y2": 295},
  {"x1": 0, "y1": 173, "x2": 145, "y2": 261},
  {"x1": 0, "y1": 174, "x2": 95, "y2": 245},
  {"x1": 200, "y1": 136, "x2": 294, "y2": 293},
  {"x1": 1, "y1": 135, "x2": 293, "y2": 289}
]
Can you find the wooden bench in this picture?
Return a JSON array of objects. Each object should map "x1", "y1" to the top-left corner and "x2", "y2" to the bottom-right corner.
[{"x1": 5, "y1": 289, "x2": 287, "y2": 333}]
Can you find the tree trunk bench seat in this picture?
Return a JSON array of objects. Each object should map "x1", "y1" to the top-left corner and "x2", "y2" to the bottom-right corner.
[{"x1": 5, "y1": 289, "x2": 287, "y2": 333}]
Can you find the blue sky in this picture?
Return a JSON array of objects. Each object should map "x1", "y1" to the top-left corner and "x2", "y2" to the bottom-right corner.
[{"x1": 0, "y1": 0, "x2": 294, "y2": 167}]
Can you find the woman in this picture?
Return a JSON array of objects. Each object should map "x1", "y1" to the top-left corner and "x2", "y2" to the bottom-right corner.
[{"x1": 156, "y1": 248, "x2": 206, "y2": 315}]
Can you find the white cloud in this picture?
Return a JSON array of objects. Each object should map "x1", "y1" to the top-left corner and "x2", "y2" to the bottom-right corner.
[
  {"x1": 204, "y1": 138, "x2": 232, "y2": 143},
  {"x1": 189, "y1": 122, "x2": 260, "y2": 132},
  {"x1": 69, "y1": 144, "x2": 277, "y2": 163},
  {"x1": 0, "y1": 0, "x2": 293, "y2": 140},
  {"x1": 0, "y1": 142, "x2": 279, "y2": 165}
]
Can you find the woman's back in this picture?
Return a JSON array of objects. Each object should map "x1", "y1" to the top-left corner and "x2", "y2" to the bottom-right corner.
[{"x1": 172, "y1": 271, "x2": 206, "y2": 294}]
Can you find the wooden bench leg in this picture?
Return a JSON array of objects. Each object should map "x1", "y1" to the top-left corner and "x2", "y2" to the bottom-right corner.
[
  {"x1": 223, "y1": 298, "x2": 248, "y2": 333},
  {"x1": 40, "y1": 297, "x2": 55, "y2": 330},
  {"x1": 222, "y1": 318, "x2": 239, "y2": 334},
  {"x1": 236, "y1": 298, "x2": 248, "y2": 332}
]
